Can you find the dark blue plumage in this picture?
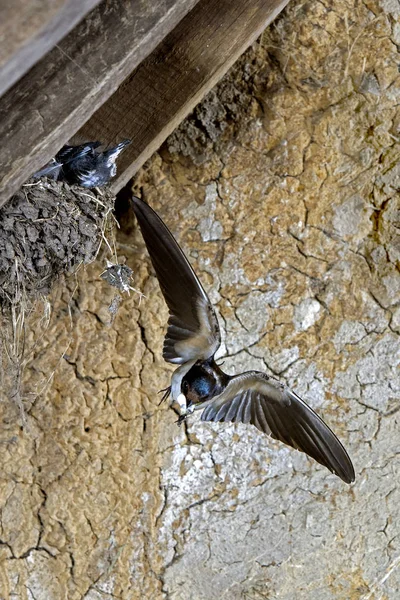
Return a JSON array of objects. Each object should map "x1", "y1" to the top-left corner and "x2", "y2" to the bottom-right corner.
[{"x1": 33, "y1": 140, "x2": 131, "y2": 188}]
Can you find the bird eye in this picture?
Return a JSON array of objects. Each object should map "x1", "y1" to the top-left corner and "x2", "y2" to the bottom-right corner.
[{"x1": 182, "y1": 381, "x2": 189, "y2": 395}]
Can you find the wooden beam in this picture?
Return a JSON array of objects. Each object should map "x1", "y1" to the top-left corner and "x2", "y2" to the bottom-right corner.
[
  {"x1": 0, "y1": 0, "x2": 102, "y2": 98},
  {"x1": 0, "y1": 0, "x2": 201, "y2": 207},
  {"x1": 79, "y1": 0, "x2": 290, "y2": 195}
]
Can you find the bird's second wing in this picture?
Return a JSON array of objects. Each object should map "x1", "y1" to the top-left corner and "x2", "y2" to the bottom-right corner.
[
  {"x1": 33, "y1": 143, "x2": 100, "y2": 180},
  {"x1": 201, "y1": 372, "x2": 355, "y2": 483},
  {"x1": 56, "y1": 142, "x2": 101, "y2": 164},
  {"x1": 131, "y1": 197, "x2": 221, "y2": 364}
]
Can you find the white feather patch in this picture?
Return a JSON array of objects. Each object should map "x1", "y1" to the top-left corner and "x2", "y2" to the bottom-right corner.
[{"x1": 176, "y1": 393, "x2": 187, "y2": 414}]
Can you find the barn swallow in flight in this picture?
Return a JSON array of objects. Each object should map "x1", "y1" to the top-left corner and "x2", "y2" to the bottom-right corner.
[
  {"x1": 33, "y1": 140, "x2": 131, "y2": 188},
  {"x1": 131, "y1": 197, "x2": 355, "y2": 483}
]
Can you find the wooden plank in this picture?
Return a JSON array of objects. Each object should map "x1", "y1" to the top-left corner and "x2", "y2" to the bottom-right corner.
[
  {"x1": 77, "y1": 0, "x2": 290, "y2": 195},
  {"x1": 0, "y1": 0, "x2": 201, "y2": 207},
  {"x1": 0, "y1": 0, "x2": 102, "y2": 98}
]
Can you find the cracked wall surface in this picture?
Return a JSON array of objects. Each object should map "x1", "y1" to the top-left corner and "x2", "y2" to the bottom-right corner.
[{"x1": 1, "y1": 0, "x2": 400, "y2": 597}]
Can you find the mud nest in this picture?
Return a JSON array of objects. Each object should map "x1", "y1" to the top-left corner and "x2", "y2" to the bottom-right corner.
[{"x1": 0, "y1": 179, "x2": 115, "y2": 305}]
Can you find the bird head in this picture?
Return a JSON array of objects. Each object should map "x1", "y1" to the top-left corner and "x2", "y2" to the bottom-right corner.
[
  {"x1": 104, "y1": 139, "x2": 131, "y2": 171},
  {"x1": 181, "y1": 362, "x2": 221, "y2": 405}
]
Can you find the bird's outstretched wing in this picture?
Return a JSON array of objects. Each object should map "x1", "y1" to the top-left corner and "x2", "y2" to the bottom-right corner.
[
  {"x1": 201, "y1": 371, "x2": 355, "y2": 483},
  {"x1": 33, "y1": 143, "x2": 101, "y2": 180},
  {"x1": 131, "y1": 197, "x2": 221, "y2": 364},
  {"x1": 56, "y1": 142, "x2": 101, "y2": 164}
]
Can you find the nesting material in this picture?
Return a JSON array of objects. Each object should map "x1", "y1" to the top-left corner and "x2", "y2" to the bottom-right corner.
[
  {"x1": 0, "y1": 179, "x2": 115, "y2": 305},
  {"x1": 100, "y1": 259, "x2": 145, "y2": 324},
  {"x1": 100, "y1": 261, "x2": 134, "y2": 293},
  {"x1": 0, "y1": 178, "x2": 116, "y2": 417}
]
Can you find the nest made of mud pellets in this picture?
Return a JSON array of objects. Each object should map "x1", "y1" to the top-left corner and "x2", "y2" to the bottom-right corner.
[{"x1": 0, "y1": 179, "x2": 115, "y2": 305}]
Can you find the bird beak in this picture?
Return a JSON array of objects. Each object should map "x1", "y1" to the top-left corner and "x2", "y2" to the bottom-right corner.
[{"x1": 105, "y1": 139, "x2": 131, "y2": 163}]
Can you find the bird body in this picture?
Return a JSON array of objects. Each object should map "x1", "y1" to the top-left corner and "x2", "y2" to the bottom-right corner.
[
  {"x1": 34, "y1": 140, "x2": 131, "y2": 188},
  {"x1": 131, "y1": 196, "x2": 355, "y2": 484}
]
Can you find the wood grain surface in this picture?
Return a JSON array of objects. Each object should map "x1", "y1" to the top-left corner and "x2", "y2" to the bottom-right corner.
[
  {"x1": 79, "y1": 0, "x2": 290, "y2": 195},
  {"x1": 0, "y1": 0, "x2": 200, "y2": 206},
  {"x1": 0, "y1": 0, "x2": 102, "y2": 97}
]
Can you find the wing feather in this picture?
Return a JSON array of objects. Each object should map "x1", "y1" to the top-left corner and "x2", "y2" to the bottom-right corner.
[
  {"x1": 131, "y1": 197, "x2": 221, "y2": 364},
  {"x1": 201, "y1": 372, "x2": 355, "y2": 483},
  {"x1": 56, "y1": 142, "x2": 101, "y2": 164},
  {"x1": 33, "y1": 159, "x2": 62, "y2": 180},
  {"x1": 225, "y1": 395, "x2": 242, "y2": 421},
  {"x1": 235, "y1": 391, "x2": 251, "y2": 423},
  {"x1": 34, "y1": 143, "x2": 101, "y2": 181},
  {"x1": 262, "y1": 399, "x2": 293, "y2": 447}
]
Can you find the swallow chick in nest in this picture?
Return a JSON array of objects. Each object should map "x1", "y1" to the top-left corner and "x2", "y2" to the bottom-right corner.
[
  {"x1": 131, "y1": 196, "x2": 355, "y2": 484},
  {"x1": 33, "y1": 140, "x2": 131, "y2": 188}
]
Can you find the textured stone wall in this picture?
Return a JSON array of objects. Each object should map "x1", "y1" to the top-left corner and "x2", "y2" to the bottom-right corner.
[{"x1": 1, "y1": 0, "x2": 399, "y2": 598}]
